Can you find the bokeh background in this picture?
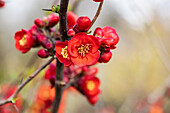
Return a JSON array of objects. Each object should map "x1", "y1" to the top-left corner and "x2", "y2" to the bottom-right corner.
[{"x1": 1, "y1": 0, "x2": 170, "y2": 113}]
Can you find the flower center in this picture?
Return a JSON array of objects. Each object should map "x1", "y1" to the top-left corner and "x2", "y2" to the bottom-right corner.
[
  {"x1": 77, "y1": 44, "x2": 91, "y2": 57},
  {"x1": 87, "y1": 81, "x2": 95, "y2": 91},
  {"x1": 19, "y1": 35, "x2": 27, "y2": 46},
  {"x1": 61, "y1": 46, "x2": 68, "y2": 58}
]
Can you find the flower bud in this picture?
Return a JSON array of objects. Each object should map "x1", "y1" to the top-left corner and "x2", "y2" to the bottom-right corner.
[
  {"x1": 98, "y1": 51, "x2": 112, "y2": 63},
  {"x1": 34, "y1": 18, "x2": 45, "y2": 28},
  {"x1": 67, "y1": 29, "x2": 75, "y2": 37},
  {"x1": 67, "y1": 11, "x2": 78, "y2": 29},
  {"x1": 47, "y1": 14, "x2": 59, "y2": 27},
  {"x1": 37, "y1": 49, "x2": 49, "y2": 58},
  {"x1": 94, "y1": 27, "x2": 103, "y2": 38},
  {"x1": 76, "y1": 16, "x2": 91, "y2": 31}
]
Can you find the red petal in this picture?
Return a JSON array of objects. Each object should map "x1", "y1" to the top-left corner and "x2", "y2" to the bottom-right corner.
[{"x1": 86, "y1": 51, "x2": 100, "y2": 66}]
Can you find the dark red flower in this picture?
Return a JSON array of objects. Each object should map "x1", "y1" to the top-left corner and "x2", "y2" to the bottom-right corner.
[
  {"x1": 68, "y1": 33, "x2": 100, "y2": 66},
  {"x1": 55, "y1": 41, "x2": 72, "y2": 66},
  {"x1": 14, "y1": 29, "x2": 35, "y2": 53}
]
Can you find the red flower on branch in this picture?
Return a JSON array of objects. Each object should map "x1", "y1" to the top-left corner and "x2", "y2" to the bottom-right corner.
[
  {"x1": 68, "y1": 33, "x2": 100, "y2": 66},
  {"x1": 14, "y1": 29, "x2": 35, "y2": 53},
  {"x1": 55, "y1": 41, "x2": 72, "y2": 66},
  {"x1": 78, "y1": 75, "x2": 100, "y2": 105},
  {"x1": 94, "y1": 26, "x2": 119, "y2": 48}
]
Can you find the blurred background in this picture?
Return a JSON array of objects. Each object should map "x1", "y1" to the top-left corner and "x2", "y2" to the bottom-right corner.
[{"x1": 1, "y1": 0, "x2": 170, "y2": 113}]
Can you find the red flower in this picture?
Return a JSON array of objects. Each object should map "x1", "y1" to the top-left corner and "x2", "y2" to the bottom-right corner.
[
  {"x1": 68, "y1": 33, "x2": 100, "y2": 66},
  {"x1": 14, "y1": 29, "x2": 35, "y2": 53},
  {"x1": 78, "y1": 75, "x2": 100, "y2": 105},
  {"x1": 79, "y1": 75, "x2": 100, "y2": 96},
  {"x1": 94, "y1": 26, "x2": 119, "y2": 48},
  {"x1": 55, "y1": 41, "x2": 72, "y2": 66}
]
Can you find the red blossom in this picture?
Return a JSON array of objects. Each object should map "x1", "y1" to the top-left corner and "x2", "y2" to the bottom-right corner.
[
  {"x1": 14, "y1": 29, "x2": 35, "y2": 53},
  {"x1": 94, "y1": 26, "x2": 119, "y2": 47},
  {"x1": 78, "y1": 75, "x2": 100, "y2": 105},
  {"x1": 68, "y1": 33, "x2": 100, "y2": 66},
  {"x1": 79, "y1": 75, "x2": 100, "y2": 97},
  {"x1": 55, "y1": 41, "x2": 72, "y2": 66}
]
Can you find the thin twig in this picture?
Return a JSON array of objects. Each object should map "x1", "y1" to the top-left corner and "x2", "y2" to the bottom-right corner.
[
  {"x1": 0, "y1": 57, "x2": 54, "y2": 106},
  {"x1": 12, "y1": 103, "x2": 20, "y2": 113},
  {"x1": 90, "y1": 0, "x2": 104, "y2": 29}
]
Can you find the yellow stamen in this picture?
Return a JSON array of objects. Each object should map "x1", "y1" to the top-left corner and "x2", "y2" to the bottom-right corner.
[
  {"x1": 77, "y1": 44, "x2": 91, "y2": 57},
  {"x1": 87, "y1": 81, "x2": 95, "y2": 91},
  {"x1": 61, "y1": 46, "x2": 68, "y2": 58},
  {"x1": 19, "y1": 35, "x2": 27, "y2": 46}
]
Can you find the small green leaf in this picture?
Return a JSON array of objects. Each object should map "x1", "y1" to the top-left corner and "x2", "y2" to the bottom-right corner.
[
  {"x1": 11, "y1": 97, "x2": 18, "y2": 103},
  {"x1": 56, "y1": 5, "x2": 60, "y2": 12}
]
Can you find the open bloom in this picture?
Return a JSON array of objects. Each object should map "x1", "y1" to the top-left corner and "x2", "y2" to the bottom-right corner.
[
  {"x1": 68, "y1": 32, "x2": 100, "y2": 66},
  {"x1": 78, "y1": 75, "x2": 100, "y2": 105},
  {"x1": 55, "y1": 41, "x2": 72, "y2": 66},
  {"x1": 14, "y1": 29, "x2": 35, "y2": 53}
]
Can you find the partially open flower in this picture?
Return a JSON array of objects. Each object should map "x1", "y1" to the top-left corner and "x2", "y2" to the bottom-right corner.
[
  {"x1": 68, "y1": 33, "x2": 100, "y2": 66},
  {"x1": 55, "y1": 41, "x2": 72, "y2": 66},
  {"x1": 14, "y1": 29, "x2": 35, "y2": 53},
  {"x1": 94, "y1": 26, "x2": 119, "y2": 47}
]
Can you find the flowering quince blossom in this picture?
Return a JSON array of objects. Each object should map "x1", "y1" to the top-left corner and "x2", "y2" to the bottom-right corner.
[
  {"x1": 78, "y1": 75, "x2": 100, "y2": 105},
  {"x1": 55, "y1": 41, "x2": 72, "y2": 66},
  {"x1": 68, "y1": 32, "x2": 100, "y2": 66},
  {"x1": 14, "y1": 29, "x2": 35, "y2": 53}
]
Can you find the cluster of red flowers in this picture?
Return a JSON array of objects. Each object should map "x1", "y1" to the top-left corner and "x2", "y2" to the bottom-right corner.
[
  {"x1": 29, "y1": 84, "x2": 67, "y2": 113},
  {"x1": 44, "y1": 61, "x2": 100, "y2": 105},
  {"x1": 0, "y1": 84, "x2": 22, "y2": 113},
  {"x1": 13, "y1": 0, "x2": 119, "y2": 107}
]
